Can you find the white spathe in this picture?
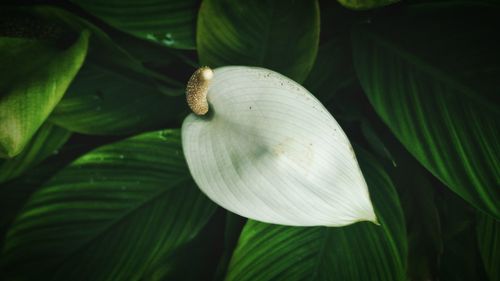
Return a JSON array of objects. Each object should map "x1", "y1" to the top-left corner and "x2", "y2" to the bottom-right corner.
[{"x1": 182, "y1": 66, "x2": 377, "y2": 226}]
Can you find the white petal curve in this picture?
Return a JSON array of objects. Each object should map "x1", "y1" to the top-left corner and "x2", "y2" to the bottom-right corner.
[{"x1": 182, "y1": 66, "x2": 376, "y2": 226}]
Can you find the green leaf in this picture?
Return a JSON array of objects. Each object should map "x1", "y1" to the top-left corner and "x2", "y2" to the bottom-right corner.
[
  {"x1": 317, "y1": 0, "x2": 365, "y2": 42},
  {"x1": 224, "y1": 149, "x2": 406, "y2": 281},
  {"x1": 144, "y1": 210, "x2": 226, "y2": 281},
  {"x1": 8, "y1": 6, "x2": 190, "y2": 135},
  {"x1": 2, "y1": 129, "x2": 217, "y2": 281},
  {"x1": 197, "y1": 0, "x2": 320, "y2": 83},
  {"x1": 49, "y1": 63, "x2": 186, "y2": 135},
  {"x1": 0, "y1": 31, "x2": 88, "y2": 158},
  {"x1": 387, "y1": 140, "x2": 443, "y2": 280},
  {"x1": 304, "y1": 38, "x2": 356, "y2": 102},
  {"x1": 351, "y1": 3, "x2": 500, "y2": 219},
  {"x1": 477, "y1": 213, "x2": 500, "y2": 281},
  {"x1": 69, "y1": 0, "x2": 200, "y2": 49},
  {"x1": 0, "y1": 132, "x2": 125, "y2": 244},
  {"x1": 0, "y1": 123, "x2": 71, "y2": 183},
  {"x1": 337, "y1": 0, "x2": 399, "y2": 10},
  {"x1": 214, "y1": 212, "x2": 247, "y2": 281},
  {"x1": 437, "y1": 190, "x2": 487, "y2": 281},
  {"x1": 360, "y1": 120, "x2": 396, "y2": 166},
  {"x1": 19, "y1": 6, "x2": 184, "y2": 90}
]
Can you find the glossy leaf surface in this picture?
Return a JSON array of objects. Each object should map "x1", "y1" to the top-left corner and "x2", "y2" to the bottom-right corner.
[
  {"x1": 197, "y1": 0, "x2": 320, "y2": 82},
  {"x1": 2, "y1": 129, "x2": 217, "y2": 281},
  {"x1": 70, "y1": 0, "x2": 199, "y2": 49},
  {"x1": 352, "y1": 3, "x2": 500, "y2": 218},
  {"x1": 0, "y1": 31, "x2": 88, "y2": 158}
]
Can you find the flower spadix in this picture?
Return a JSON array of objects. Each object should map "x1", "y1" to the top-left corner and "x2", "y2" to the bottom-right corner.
[{"x1": 182, "y1": 66, "x2": 377, "y2": 227}]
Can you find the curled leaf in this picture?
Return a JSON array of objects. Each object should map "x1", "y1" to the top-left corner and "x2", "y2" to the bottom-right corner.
[{"x1": 182, "y1": 66, "x2": 376, "y2": 226}]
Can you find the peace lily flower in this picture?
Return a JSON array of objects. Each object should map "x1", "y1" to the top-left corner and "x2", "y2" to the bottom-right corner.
[{"x1": 182, "y1": 66, "x2": 377, "y2": 227}]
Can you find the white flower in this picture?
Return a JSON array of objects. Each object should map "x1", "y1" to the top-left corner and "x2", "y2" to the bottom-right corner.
[{"x1": 182, "y1": 66, "x2": 377, "y2": 226}]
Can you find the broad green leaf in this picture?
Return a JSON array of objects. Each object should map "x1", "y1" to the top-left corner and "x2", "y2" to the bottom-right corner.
[
  {"x1": 8, "y1": 6, "x2": 190, "y2": 134},
  {"x1": 351, "y1": 3, "x2": 500, "y2": 219},
  {"x1": 304, "y1": 38, "x2": 356, "y2": 102},
  {"x1": 69, "y1": 0, "x2": 200, "y2": 49},
  {"x1": 49, "y1": 63, "x2": 186, "y2": 135},
  {"x1": 317, "y1": 0, "x2": 365, "y2": 42},
  {"x1": 337, "y1": 0, "x2": 399, "y2": 10},
  {"x1": 0, "y1": 132, "x2": 125, "y2": 243},
  {"x1": 183, "y1": 66, "x2": 376, "y2": 226},
  {"x1": 387, "y1": 140, "x2": 443, "y2": 280},
  {"x1": 197, "y1": 0, "x2": 320, "y2": 82},
  {"x1": 214, "y1": 212, "x2": 247, "y2": 281},
  {"x1": 224, "y1": 149, "x2": 406, "y2": 281},
  {"x1": 2, "y1": 129, "x2": 217, "y2": 281},
  {"x1": 0, "y1": 31, "x2": 88, "y2": 158},
  {"x1": 360, "y1": 120, "x2": 396, "y2": 166},
  {"x1": 18, "y1": 6, "x2": 184, "y2": 90},
  {"x1": 0, "y1": 123, "x2": 70, "y2": 183},
  {"x1": 477, "y1": 213, "x2": 500, "y2": 281},
  {"x1": 143, "y1": 211, "x2": 226, "y2": 281},
  {"x1": 437, "y1": 190, "x2": 487, "y2": 281}
]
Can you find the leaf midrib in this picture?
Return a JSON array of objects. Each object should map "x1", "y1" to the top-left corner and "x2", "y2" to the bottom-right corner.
[
  {"x1": 308, "y1": 227, "x2": 330, "y2": 281},
  {"x1": 50, "y1": 175, "x2": 190, "y2": 278},
  {"x1": 361, "y1": 28, "x2": 499, "y2": 114}
]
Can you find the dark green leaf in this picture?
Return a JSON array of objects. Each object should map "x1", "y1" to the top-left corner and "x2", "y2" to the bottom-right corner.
[
  {"x1": 0, "y1": 132, "x2": 125, "y2": 244},
  {"x1": 388, "y1": 141, "x2": 443, "y2": 281},
  {"x1": 360, "y1": 120, "x2": 396, "y2": 166},
  {"x1": 213, "y1": 212, "x2": 246, "y2": 281},
  {"x1": 317, "y1": 0, "x2": 366, "y2": 43},
  {"x1": 352, "y1": 3, "x2": 500, "y2": 219},
  {"x1": 0, "y1": 31, "x2": 88, "y2": 158},
  {"x1": 143, "y1": 209, "x2": 226, "y2": 281},
  {"x1": 2, "y1": 129, "x2": 216, "y2": 281},
  {"x1": 224, "y1": 149, "x2": 406, "y2": 281},
  {"x1": 20, "y1": 6, "x2": 184, "y2": 90},
  {"x1": 477, "y1": 213, "x2": 500, "y2": 281},
  {"x1": 49, "y1": 63, "x2": 186, "y2": 135},
  {"x1": 304, "y1": 38, "x2": 356, "y2": 102},
  {"x1": 69, "y1": 0, "x2": 200, "y2": 49},
  {"x1": 0, "y1": 123, "x2": 71, "y2": 183},
  {"x1": 437, "y1": 190, "x2": 487, "y2": 281},
  {"x1": 197, "y1": 0, "x2": 320, "y2": 82},
  {"x1": 8, "y1": 6, "x2": 190, "y2": 135},
  {"x1": 337, "y1": 0, "x2": 399, "y2": 10}
]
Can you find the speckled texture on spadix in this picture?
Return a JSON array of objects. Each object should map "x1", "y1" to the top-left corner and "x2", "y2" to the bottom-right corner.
[{"x1": 182, "y1": 66, "x2": 377, "y2": 226}]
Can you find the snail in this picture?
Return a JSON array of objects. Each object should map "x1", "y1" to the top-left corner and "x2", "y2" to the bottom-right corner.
[{"x1": 182, "y1": 66, "x2": 377, "y2": 227}]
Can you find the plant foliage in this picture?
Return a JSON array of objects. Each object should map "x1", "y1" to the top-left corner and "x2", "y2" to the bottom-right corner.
[{"x1": 0, "y1": 0, "x2": 498, "y2": 280}]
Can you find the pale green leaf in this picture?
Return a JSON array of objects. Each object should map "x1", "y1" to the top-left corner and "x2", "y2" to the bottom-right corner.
[
  {"x1": 0, "y1": 31, "x2": 88, "y2": 158},
  {"x1": 8, "y1": 6, "x2": 189, "y2": 135},
  {"x1": 0, "y1": 123, "x2": 71, "y2": 183}
]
